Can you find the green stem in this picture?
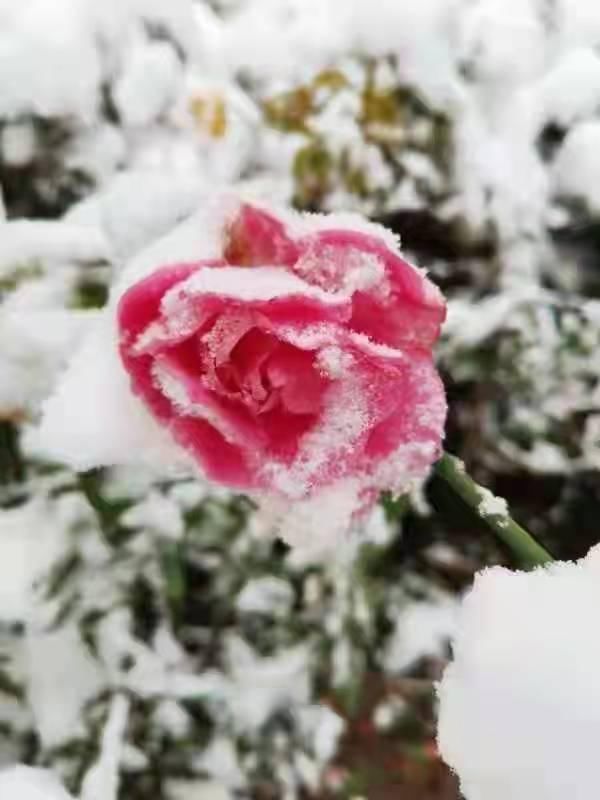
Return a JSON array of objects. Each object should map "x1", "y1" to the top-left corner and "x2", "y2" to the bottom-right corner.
[
  {"x1": 160, "y1": 540, "x2": 186, "y2": 625},
  {"x1": 434, "y1": 452, "x2": 553, "y2": 569},
  {"x1": 0, "y1": 421, "x2": 25, "y2": 485}
]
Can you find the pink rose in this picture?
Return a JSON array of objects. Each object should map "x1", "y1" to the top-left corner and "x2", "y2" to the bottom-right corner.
[{"x1": 117, "y1": 203, "x2": 446, "y2": 525}]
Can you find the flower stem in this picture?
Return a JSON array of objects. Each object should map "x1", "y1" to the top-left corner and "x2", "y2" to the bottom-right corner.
[{"x1": 434, "y1": 452, "x2": 553, "y2": 569}]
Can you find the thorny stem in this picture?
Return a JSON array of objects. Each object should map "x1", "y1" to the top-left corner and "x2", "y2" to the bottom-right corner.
[{"x1": 435, "y1": 452, "x2": 553, "y2": 569}]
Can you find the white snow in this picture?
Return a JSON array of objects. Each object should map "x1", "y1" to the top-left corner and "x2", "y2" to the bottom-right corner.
[
  {"x1": 477, "y1": 487, "x2": 508, "y2": 520},
  {"x1": 25, "y1": 624, "x2": 105, "y2": 749},
  {"x1": 0, "y1": 121, "x2": 37, "y2": 167},
  {"x1": 165, "y1": 263, "x2": 346, "y2": 308},
  {"x1": 80, "y1": 694, "x2": 130, "y2": 800},
  {"x1": 295, "y1": 705, "x2": 345, "y2": 765},
  {"x1": 167, "y1": 780, "x2": 232, "y2": 800},
  {"x1": 0, "y1": 766, "x2": 74, "y2": 800},
  {"x1": 0, "y1": 499, "x2": 66, "y2": 623},
  {"x1": 0, "y1": 0, "x2": 198, "y2": 121},
  {"x1": 33, "y1": 314, "x2": 187, "y2": 471},
  {"x1": 66, "y1": 170, "x2": 205, "y2": 263},
  {"x1": 0, "y1": 0, "x2": 101, "y2": 121},
  {"x1": 95, "y1": 612, "x2": 222, "y2": 701},
  {"x1": 0, "y1": 309, "x2": 95, "y2": 416},
  {"x1": 539, "y1": 48, "x2": 600, "y2": 127},
  {"x1": 236, "y1": 576, "x2": 295, "y2": 617},
  {"x1": 193, "y1": 737, "x2": 245, "y2": 791},
  {"x1": 122, "y1": 491, "x2": 185, "y2": 540},
  {"x1": 223, "y1": 636, "x2": 312, "y2": 732},
  {"x1": 112, "y1": 40, "x2": 181, "y2": 128},
  {"x1": 554, "y1": 120, "x2": 600, "y2": 213},
  {"x1": 384, "y1": 594, "x2": 458, "y2": 674},
  {"x1": 0, "y1": 221, "x2": 109, "y2": 277},
  {"x1": 265, "y1": 479, "x2": 364, "y2": 556},
  {"x1": 111, "y1": 201, "x2": 228, "y2": 296},
  {"x1": 438, "y1": 545, "x2": 600, "y2": 800},
  {"x1": 222, "y1": 0, "x2": 461, "y2": 105}
]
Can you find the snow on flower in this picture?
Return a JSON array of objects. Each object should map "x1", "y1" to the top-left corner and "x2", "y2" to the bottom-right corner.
[
  {"x1": 117, "y1": 201, "x2": 446, "y2": 504},
  {"x1": 437, "y1": 544, "x2": 600, "y2": 800},
  {"x1": 40, "y1": 198, "x2": 446, "y2": 548}
]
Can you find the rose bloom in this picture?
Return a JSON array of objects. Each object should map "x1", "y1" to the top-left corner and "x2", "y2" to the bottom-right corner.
[{"x1": 117, "y1": 203, "x2": 446, "y2": 544}]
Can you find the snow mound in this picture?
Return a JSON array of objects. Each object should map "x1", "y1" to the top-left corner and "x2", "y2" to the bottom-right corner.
[{"x1": 437, "y1": 544, "x2": 600, "y2": 800}]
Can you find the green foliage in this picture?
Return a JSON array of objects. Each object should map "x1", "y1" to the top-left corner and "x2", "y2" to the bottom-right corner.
[{"x1": 263, "y1": 57, "x2": 454, "y2": 215}]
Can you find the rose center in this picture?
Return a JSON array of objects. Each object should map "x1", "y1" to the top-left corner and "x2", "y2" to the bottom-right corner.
[{"x1": 200, "y1": 323, "x2": 327, "y2": 417}]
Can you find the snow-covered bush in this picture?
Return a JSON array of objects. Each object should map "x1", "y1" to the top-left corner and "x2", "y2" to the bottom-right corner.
[{"x1": 3, "y1": 0, "x2": 600, "y2": 798}]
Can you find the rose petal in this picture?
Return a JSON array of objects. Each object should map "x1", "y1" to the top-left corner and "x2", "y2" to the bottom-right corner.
[
  {"x1": 155, "y1": 346, "x2": 268, "y2": 452},
  {"x1": 227, "y1": 327, "x2": 280, "y2": 406},
  {"x1": 118, "y1": 261, "x2": 217, "y2": 344},
  {"x1": 224, "y1": 203, "x2": 300, "y2": 266},
  {"x1": 297, "y1": 229, "x2": 446, "y2": 349},
  {"x1": 264, "y1": 335, "x2": 445, "y2": 498},
  {"x1": 222, "y1": 204, "x2": 446, "y2": 350},
  {"x1": 118, "y1": 265, "x2": 203, "y2": 420},
  {"x1": 265, "y1": 344, "x2": 327, "y2": 415},
  {"x1": 257, "y1": 405, "x2": 317, "y2": 461},
  {"x1": 171, "y1": 415, "x2": 257, "y2": 488},
  {"x1": 363, "y1": 357, "x2": 447, "y2": 462}
]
